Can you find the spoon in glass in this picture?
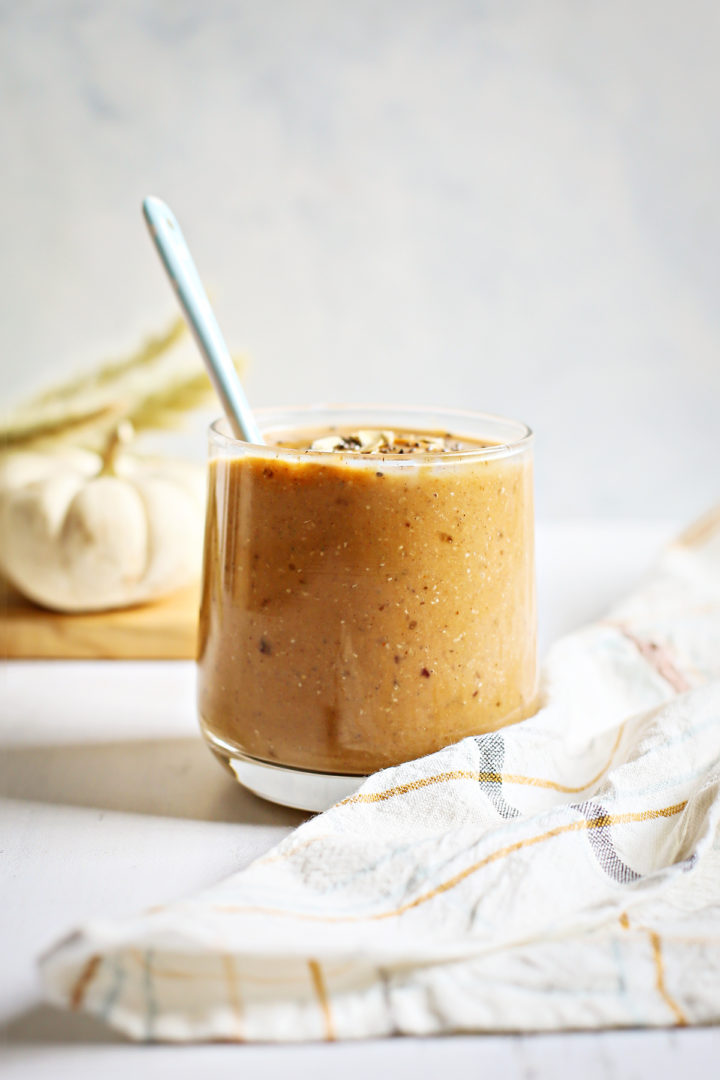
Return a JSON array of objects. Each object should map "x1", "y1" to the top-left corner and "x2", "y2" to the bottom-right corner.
[{"x1": 142, "y1": 196, "x2": 264, "y2": 445}]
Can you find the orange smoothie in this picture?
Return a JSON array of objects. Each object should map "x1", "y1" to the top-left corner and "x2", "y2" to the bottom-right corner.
[{"x1": 197, "y1": 411, "x2": 536, "y2": 777}]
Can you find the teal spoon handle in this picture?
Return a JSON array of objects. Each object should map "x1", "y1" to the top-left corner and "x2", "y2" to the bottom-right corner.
[{"x1": 142, "y1": 196, "x2": 263, "y2": 445}]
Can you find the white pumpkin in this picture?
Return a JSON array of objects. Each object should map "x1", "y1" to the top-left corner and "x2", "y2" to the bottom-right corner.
[{"x1": 0, "y1": 428, "x2": 206, "y2": 612}]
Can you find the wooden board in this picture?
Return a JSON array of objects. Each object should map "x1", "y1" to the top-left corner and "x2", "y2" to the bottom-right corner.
[{"x1": 0, "y1": 580, "x2": 200, "y2": 659}]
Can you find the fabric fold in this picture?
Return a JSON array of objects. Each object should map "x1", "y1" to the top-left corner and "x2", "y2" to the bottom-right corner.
[{"x1": 41, "y1": 509, "x2": 720, "y2": 1041}]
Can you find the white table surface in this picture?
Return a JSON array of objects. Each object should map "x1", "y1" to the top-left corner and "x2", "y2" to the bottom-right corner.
[{"x1": 2, "y1": 519, "x2": 718, "y2": 1078}]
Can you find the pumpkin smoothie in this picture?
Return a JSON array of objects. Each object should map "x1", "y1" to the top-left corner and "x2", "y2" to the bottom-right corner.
[{"x1": 197, "y1": 408, "x2": 536, "y2": 777}]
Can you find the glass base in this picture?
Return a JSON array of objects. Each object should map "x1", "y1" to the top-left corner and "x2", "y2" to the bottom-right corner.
[{"x1": 205, "y1": 733, "x2": 366, "y2": 812}]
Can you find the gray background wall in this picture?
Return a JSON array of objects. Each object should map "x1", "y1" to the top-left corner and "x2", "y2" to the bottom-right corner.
[{"x1": 2, "y1": 0, "x2": 718, "y2": 518}]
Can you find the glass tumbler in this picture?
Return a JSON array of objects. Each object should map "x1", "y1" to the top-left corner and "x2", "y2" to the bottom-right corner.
[{"x1": 197, "y1": 405, "x2": 536, "y2": 810}]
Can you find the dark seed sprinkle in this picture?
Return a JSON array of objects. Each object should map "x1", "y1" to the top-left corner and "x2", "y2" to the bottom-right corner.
[
  {"x1": 259, "y1": 638, "x2": 272, "y2": 655},
  {"x1": 421, "y1": 667, "x2": 431, "y2": 677}
]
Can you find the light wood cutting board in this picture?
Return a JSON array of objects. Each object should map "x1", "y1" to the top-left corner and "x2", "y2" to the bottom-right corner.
[{"x1": 0, "y1": 579, "x2": 200, "y2": 659}]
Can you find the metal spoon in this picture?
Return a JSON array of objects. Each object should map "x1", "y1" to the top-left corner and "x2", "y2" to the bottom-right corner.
[{"x1": 142, "y1": 196, "x2": 263, "y2": 444}]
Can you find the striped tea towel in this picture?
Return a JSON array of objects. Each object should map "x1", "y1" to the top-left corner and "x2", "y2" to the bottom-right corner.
[{"x1": 41, "y1": 509, "x2": 720, "y2": 1041}]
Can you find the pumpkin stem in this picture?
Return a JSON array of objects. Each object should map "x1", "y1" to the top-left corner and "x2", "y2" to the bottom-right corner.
[{"x1": 99, "y1": 420, "x2": 134, "y2": 476}]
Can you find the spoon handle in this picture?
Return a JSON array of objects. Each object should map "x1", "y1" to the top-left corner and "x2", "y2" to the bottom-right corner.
[{"x1": 142, "y1": 196, "x2": 263, "y2": 445}]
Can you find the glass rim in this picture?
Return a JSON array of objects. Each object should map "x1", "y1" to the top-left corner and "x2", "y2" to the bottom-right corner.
[{"x1": 209, "y1": 403, "x2": 533, "y2": 465}]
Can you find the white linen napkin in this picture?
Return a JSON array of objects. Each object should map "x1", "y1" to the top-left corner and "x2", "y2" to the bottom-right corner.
[{"x1": 41, "y1": 510, "x2": 720, "y2": 1041}]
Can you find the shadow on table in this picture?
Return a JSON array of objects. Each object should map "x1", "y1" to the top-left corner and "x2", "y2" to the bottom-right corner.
[
  {"x1": 1, "y1": 1004, "x2": 126, "y2": 1044},
  {"x1": 0, "y1": 737, "x2": 309, "y2": 827}
]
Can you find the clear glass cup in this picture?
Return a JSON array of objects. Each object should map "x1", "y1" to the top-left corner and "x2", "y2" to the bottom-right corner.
[{"x1": 197, "y1": 405, "x2": 536, "y2": 810}]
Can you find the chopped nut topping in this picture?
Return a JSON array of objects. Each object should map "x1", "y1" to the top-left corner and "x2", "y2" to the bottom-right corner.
[{"x1": 307, "y1": 429, "x2": 465, "y2": 454}]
